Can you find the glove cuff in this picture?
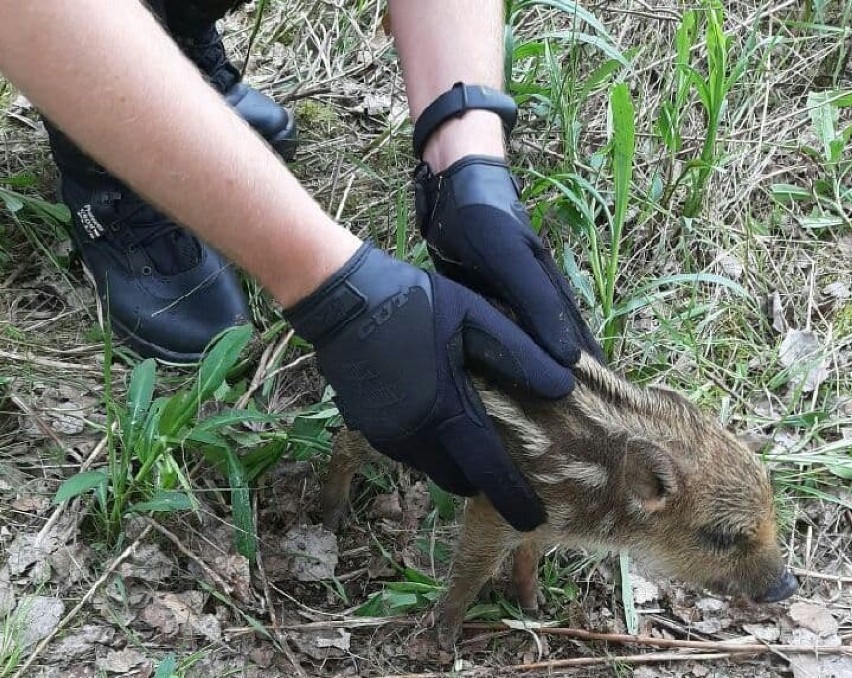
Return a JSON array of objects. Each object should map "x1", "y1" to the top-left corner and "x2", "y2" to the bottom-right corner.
[
  {"x1": 414, "y1": 155, "x2": 521, "y2": 238},
  {"x1": 283, "y1": 243, "x2": 373, "y2": 344}
]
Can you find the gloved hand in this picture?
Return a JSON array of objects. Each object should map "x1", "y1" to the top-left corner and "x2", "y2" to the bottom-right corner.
[
  {"x1": 414, "y1": 155, "x2": 604, "y2": 365},
  {"x1": 284, "y1": 243, "x2": 574, "y2": 531}
]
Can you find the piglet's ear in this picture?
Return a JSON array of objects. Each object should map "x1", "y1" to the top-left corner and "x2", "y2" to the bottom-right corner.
[{"x1": 621, "y1": 438, "x2": 679, "y2": 513}]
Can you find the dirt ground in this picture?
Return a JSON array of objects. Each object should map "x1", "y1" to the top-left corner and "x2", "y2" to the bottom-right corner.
[{"x1": 1, "y1": 1, "x2": 851, "y2": 676}]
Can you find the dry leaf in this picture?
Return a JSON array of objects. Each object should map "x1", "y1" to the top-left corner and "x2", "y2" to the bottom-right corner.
[
  {"x1": 779, "y1": 329, "x2": 829, "y2": 392},
  {"x1": 742, "y1": 623, "x2": 780, "y2": 642},
  {"x1": 768, "y1": 291, "x2": 787, "y2": 334},
  {"x1": 291, "y1": 628, "x2": 351, "y2": 659},
  {"x1": 823, "y1": 281, "x2": 851, "y2": 299},
  {"x1": 48, "y1": 625, "x2": 115, "y2": 661},
  {"x1": 118, "y1": 542, "x2": 174, "y2": 583},
  {"x1": 786, "y1": 627, "x2": 850, "y2": 678},
  {"x1": 0, "y1": 567, "x2": 15, "y2": 617},
  {"x1": 11, "y1": 493, "x2": 49, "y2": 513},
  {"x1": 48, "y1": 543, "x2": 92, "y2": 586},
  {"x1": 370, "y1": 491, "x2": 403, "y2": 521},
  {"x1": 96, "y1": 648, "x2": 148, "y2": 674},
  {"x1": 718, "y1": 252, "x2": 743, "y2": 279},
  {"x1": 15, "y1": 595, "x2": 65, "y2": 647},
  {"x1": 402, "y1": 481, "x2": 431, "y2": 530},
  {"x1": 630, "y1": 572, "x2": 660, "y2": 605},
  {"x1": 7, "y1": 530, "x2": 63, "y2": 576},
  {"x1": 267, "y1": 525, "x2": 338, "y2": 582},
  {"x1": 788, "y1": 602, "x2": 839, "y2": 637}
]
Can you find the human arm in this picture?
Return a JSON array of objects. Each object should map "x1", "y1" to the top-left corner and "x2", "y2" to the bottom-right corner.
[
  {"x1": 389, "y1": 0, "x2": 604, "y2": 364},
  {"x1": 0, "y1": 0, "x2": 574, "y2": 529},
  {"x1": 0, "y1": 0, "x2": 360, "y2": 307}
]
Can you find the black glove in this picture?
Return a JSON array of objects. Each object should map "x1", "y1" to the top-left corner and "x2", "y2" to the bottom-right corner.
[
  {"x1": 414, "y1": 155, "x2": 604, "y2": 365},
  {"x1": 284, "y1": 243, "x2": 573, "y2": 531}
]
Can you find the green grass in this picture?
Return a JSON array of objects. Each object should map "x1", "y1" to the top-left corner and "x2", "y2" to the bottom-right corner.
[
  {"x1": 2, "y1": 0, "x2": 852, "y2": 673},
  {"x1": 52, "y1": 324, "x2": 294, "y2": 560}
]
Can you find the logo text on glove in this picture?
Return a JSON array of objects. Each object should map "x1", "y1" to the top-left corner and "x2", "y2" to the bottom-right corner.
[{"x1": 358, "y1": 289, "x2": 411, "y2": 339}]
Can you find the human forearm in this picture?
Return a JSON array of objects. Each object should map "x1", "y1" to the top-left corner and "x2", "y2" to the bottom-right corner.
[
  {"x1": 388, "y1": 0, "x2": 506, "y2": 170},
  {"x1": 0, "y1": 0, "x2": 360, "y2": 307}
]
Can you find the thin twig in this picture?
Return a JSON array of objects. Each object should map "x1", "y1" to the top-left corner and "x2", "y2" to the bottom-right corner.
[
  {"x1": 463, "y1": 624, "x2": 852, "y2": 655},
  {"x1": 144, "y1": 517, "x2": 232, "y2": 596},
  {"x1": 512, "y1": 651, "x2": 735, "y2": 671},
  {"x1": 13, "y1": 525, "x2": 153, "y2": 678},
  {"x1": 380, "y1": 653, "x2": 733, "y2": 678},
  {"x1": 37, "y1": 432, "x2": 110, "y2": 543},
  {"x1": 791, "y1": 567, "x2": 852, "y2": 583}
]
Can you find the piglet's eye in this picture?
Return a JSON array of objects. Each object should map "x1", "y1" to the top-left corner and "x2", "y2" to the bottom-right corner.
[{"x1": 697, "y1": 526, "x2": 744, "y2": 552}]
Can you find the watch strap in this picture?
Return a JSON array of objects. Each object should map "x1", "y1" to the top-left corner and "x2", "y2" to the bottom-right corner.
[{"x1": 412, "y1": 82, "x2": 518, "y2": 159}]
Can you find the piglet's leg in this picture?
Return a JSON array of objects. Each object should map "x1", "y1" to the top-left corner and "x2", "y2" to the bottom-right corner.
[
  {"x1": 321, "y1": 429, "x2": 376, "y2": 532},
  {"x1": 511, "y1": 540, "x2": 541, "y2": 614},
  {"x1": 437, "y1": 497, "x2": 516, "y2": 650}
]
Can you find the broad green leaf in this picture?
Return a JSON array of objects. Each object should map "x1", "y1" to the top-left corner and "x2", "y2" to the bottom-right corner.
[
  {"x1": 798, "y1": 215, "x2": 845, "y2": 229},
  {"x1": 403, "y1": 567, "x2": 440, "y2": 586},
  {"x1": 504, "y1": 23, "x2": 516, "y2": 88},
  {"x1": 427, "y1": 481, "x2": 456, "y2": 522},
  {"x1": 128, "y1": 490, "x2": 194, "y2": 513},
  {"x1": 387, "y1": 581, "x2": 441, "y2": 594},
  {"x1": 158, "y1": 390, "x2": 191, "y2": 437},
  {"x1": 241, "y1": 439, "x2": 287, "y2": 483},
  {"x1": 387, "y1": 592, "x2": 419, "y2": 610},
  {"x1": 154, "y1": 654, "x2": 177, "y2": 678},
  {"x1": 223, "y1": 447, "x2": 256, "y2": 562},
  {"x1": 53, "y1": 470, "x2": 108, "y2": 504},
  {"x1": 771, "y1": 183, "x2": 811, "y2": 203},
  {"x1": 829, "y1": 138, "x2": 845, "y2": 164},
  {"x1": 675, "y1": 11, "x2": 698, "y2": 69},
  {"x1": 610, "y1": 273, "x2": 751, "y2": 320},
  {"x1": 139, "y1": 396, "x2": 167, "y2": 463},
  {"x1": 610, "y1": 82, "x2": 635, "y2": 235},
  {"x1": 125, "y1": 359, "x2": 156, "y2": 451},
  {"x1": 607, "y1": 81, "x2": 635, "y2": 319},
  {"x1": 189, "y1": 409, "x2": 279, "y2": 435},
  {"x1": 0, "y1": 189, "x2": 24, "y2": 214},
  {"x1": 807, "y1": 91, "x2": 840, "y2": 162},
  {"x1": 656, "y1": 102, "x2": 680, "y2": 152},
  {"x1": 827, "y1": 461, "x2": 852, "y2": 480},
  {"x1": 620, "y1": 551, "x2": 639, "y2": 634},
  {"x1": 581, "y1": 54, "x2": 633, "y2": 102},
  {"x1": 194, "y1": 324, "x2": 253, "y2": 406},
  {"x1": 354, "y1": 592, "x2": 386, "y2": 617},
  {"x1": 561, "y1": 245, "x2": 596, "y2": 311}
]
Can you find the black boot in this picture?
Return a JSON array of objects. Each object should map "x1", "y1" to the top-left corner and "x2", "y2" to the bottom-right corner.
[
  {"x1": 44, "y1": 3, "x2": 298, "y2": 363},
  {"x1": 46, "y1": 137, "x2": 251, "y2": 363},
  {"x1": 169, "y1": 20, "x2": 298, "y2": 161}
]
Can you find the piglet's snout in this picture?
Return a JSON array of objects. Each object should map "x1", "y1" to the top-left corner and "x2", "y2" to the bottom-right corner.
[{"x1": 755, "y1": 569, "x2": 797, "y2": 603}]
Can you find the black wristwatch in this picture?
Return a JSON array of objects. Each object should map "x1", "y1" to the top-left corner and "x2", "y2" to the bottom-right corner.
[{"x1": 413, "y1": 82, "x2": 518, "y2": 159}]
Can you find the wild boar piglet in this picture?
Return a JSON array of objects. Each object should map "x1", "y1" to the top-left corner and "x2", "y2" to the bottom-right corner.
[{"x1": 322, "y1": 352, "x2": 797, "y2": 647}]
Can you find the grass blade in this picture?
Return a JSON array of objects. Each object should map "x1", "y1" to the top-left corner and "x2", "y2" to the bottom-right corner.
[
  {"x1": 619, "y1": 551, "x2": 639, "y2": 634},
  {"x1": 125, "y1": 358, "x2": 156, "y2": 451},
  {"x1": 128, "y1": 491, "x2": 195, "y2": 513},
  {"x1": 195, "y1": 324, "x2": 253, "y2": 405},
  {"x1": 223, "y1": 448, "x2": 256, "y2": 562},
  {"x1": 53, "y1": 470, "x2": 108, "y2": 504}
]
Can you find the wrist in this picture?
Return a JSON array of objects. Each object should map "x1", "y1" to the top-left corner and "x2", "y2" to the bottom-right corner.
[
  {"x1": 272, "y1": 225, "x2": 362, "y2": 308},
  {"x1": 421, "y1": 110, "x2": 505, "y2": 173},
  {"x1": 283, "y1": 243, "x2": 429, "y2": 346}
]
